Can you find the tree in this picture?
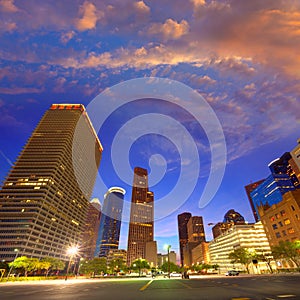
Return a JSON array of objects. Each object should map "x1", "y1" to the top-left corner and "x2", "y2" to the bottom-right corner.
[
  {"x1": 9, "y1": 256, "x2": 40, "y2": 276},
  {"x1": 130, "y1": 259, "x2": 150, "y2": 277},
  {"x1": 254, "y1": 251, "x2": 274, "y2": 273},
  {"x1": 108, "y1": 258, "x2": 126, "y2": 274},
  {"x1": 228, "y1": 248, "x2": 255, "y2": 274},
  {"x1": 161, "y1": 262, "x2": 180, "y2": 273},
  {"x1": 40, "y1": 257, "x2": 65, "y2": 276},
  {"x1": 80, "y1": 258, "x2": 107, "y2": 276},
  {"x1": 271, "y1": 240, "x2": 300, "y2": 269}
]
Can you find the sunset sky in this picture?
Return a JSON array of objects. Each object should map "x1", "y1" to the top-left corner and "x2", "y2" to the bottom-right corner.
[{"x1": 0, "y1": 0, "x2": 300, "y2": 256}]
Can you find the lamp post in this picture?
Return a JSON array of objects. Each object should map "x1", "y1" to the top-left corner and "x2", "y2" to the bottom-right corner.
[
  {"x1": 6, "y1": 248, "x2": 19, "y2": 279},
  {"x1": 65, "y1": 246, "x2": 78, "y2": 281},
  {"x1": 164, "y1": 244, "x2": 171, "y2": 278}
]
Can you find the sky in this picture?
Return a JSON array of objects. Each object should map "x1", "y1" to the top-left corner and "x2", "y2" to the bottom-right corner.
[{"x1": 0, "y1": 0, "x2": 300, "y2": 257}]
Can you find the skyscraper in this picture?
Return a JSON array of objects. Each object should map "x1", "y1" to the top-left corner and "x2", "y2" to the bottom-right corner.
[
  {"x1": 97, "y1": 187, "x2": 125, "y2": 257},
  {"x1": 81, "y1": 198, "x2": 101, "y2": 260},
  {"x1": 127, "y1": 167, "x2": 154, "y2": 266},
  {"x1": 245, "y1": 180, "x2": 265, "y2": 222},
  {"x1": 177, "y1": 212, "x2": 191, "y2": 266},
  {"x1": 0, "y1": 104, "x2": 102, "y2": 261}
]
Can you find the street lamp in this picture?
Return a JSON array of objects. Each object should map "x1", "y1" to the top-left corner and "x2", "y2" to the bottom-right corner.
[
  {"x1": 164, "y1": 244, "x2": 171, "y2": 278},
  {"x1": 65, "y1": 245, "x2": 79, "y2": 281},
  {"x1": 6, "y1": 248, "x2": 19, "y2": 278}
]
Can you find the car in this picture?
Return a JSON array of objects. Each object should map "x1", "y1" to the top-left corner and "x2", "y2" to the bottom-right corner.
[
  {"x1": 225, "y1": 270, "x2": 239, "y2": 276},
  {"x1": 169, "y1": 272, "x2": 182, "y2": 277}
]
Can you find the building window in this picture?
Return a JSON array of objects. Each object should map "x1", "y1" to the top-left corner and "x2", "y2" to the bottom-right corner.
[
  {"x1": 295, "y1": 214, "x2": 299, "y2": 220},
  {"x1": 272, "y1": 224, "x2": 278, "y2": 230},
  {"x1": 282, "y1": 230, "x2": 287, "y2": 236},
  {"x1": 284, "y1": 218, "x2": 291, "y2": 225},
  {"x1": 270, "y1": 216, "x2": 275, "y2": 222},
  {"x1": 291, "y1": 205, "x2": 295, "y2": 211},
  {"x1": 288, "y1": 228, "x2": 295, "y2": 234},
  {"x1": 275, "y1": 232, "x2": 281, "y2": 238},
  {"x1": 275, "y1": 213, "x2": 280, "y2": 219},
  {"x1": 278, "y1": 221, "x2": 283, "y2": 227}
]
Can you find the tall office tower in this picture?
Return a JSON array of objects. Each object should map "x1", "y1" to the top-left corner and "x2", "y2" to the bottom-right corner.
[
  {"x1": 269, "y1": 152, "x2": 300, "y2": 188},
  {"x1": 81, "y1": 198, "x2": 101, "y2": 260},
  {"x1": 97, "y1": 187, "x2": 125, "y2": 257},
  {"x1": 177, "y1": 212, "x2": 191, "y2": 267},
  {"x1": 0, "y1": 104, "x2": 102, "y2": 261},
  {"x1": 245, "y1": 180, "x2": 265, "y2": 222},
  {"x1": 291, "y1": 139, "x2": 300, "y2": 171},
  {"x1": 127, "y1": 167, "x2": 154, "y2": 266},
  {"x1": 212, "y1": 209, "x2": 245, "y2": 239},
  {"x1": 250, "y1": 174, "x2": 295, "y2": 220},
  {"x1": 187, "y1": 216, "x2": 206, "y2": 244}
]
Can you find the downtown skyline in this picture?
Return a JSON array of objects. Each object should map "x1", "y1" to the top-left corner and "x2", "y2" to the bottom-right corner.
[{"x1": 1, "y1": 0, "x2": 300, "y2": 256}]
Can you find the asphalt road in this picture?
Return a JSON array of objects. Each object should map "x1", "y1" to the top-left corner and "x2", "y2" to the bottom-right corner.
[{"x1": 0, "y1": 274, "x2": 299, "y2": 300}]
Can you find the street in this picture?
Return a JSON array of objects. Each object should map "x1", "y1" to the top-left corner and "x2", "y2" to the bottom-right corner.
[{"x1": 0, "y1": 274, "x2": 299, "y2": 300}]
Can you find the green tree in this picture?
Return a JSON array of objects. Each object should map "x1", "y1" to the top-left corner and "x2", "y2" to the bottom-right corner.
[
  {"x1": 228, "y1": 248, "x2": 255, "y2": 274},
  {"x1": 254, "y1": 251, "x2": 274, "y2": 273},
  {"x1": 108, "y1": 258, "x2": 126, "y2": 274},
  {"x1": 40, "y1": 257, "x2": 65, "y2": 276},
  {"x1": 271, "y1": 240, "x2": 300, "y2": 269},
  {"x1": 9, "y1": 256, "x2": 40, "y2": 276},
  {"x1": 161, "y1": 262, "x2": 180, "y2": 273},
  {"x1": 130, "y1": 259, "x2": 150, "y2": 277},
  {"x1": 80, "y1": 257, "x2": 107, "y2": 276}
]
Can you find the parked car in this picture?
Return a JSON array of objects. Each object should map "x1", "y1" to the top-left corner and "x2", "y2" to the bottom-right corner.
[
  {"x1": 225, "y1": 270, "x2": 239, "y2": 276},
  {"x1": 169, "y1": 272, "x2": 182, "y2": 277}
]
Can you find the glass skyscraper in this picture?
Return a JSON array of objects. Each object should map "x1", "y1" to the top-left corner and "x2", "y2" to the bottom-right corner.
[{"x1": 97, "y1": 187, "x2": 125, "y2": 257}]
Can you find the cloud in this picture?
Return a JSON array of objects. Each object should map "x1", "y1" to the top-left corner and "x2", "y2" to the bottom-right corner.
[
  {"x1": 76, "y1": 1, "x2": 102, "y2": 31},
  {"x1": 60, "y1": 31, "x2": 76, "y2": 44},
  {"x1": 134, "y1": 1, "x2": 150, "y2": 14},
  {"x1": 148, "y1": 18, "x2": 190, "y2": 40},
  {"x1": 0, "y1": 87, "x2": 43, "y2": 94},
  {"x1": 0, "y1": 0, "x2": 19, "y2": 13}
]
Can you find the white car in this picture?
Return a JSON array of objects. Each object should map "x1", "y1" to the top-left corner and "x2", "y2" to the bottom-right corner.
[{"x1": 169, "y1": 272, "x2": 182, "y2": 277}]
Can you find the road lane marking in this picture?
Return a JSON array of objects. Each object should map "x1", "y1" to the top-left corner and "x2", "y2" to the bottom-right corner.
[
  {"x1": 178, "y1": 281, "x2": 192, "y2": 289},
  {"x1": 140, "y1": 279, "x2": 153, "y2": 291},
  {"x1": 277, "y1": 295, "x2": 296, "y2": 298}
]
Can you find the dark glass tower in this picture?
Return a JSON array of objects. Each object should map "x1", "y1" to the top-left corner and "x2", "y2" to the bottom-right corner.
[
  {"x1": 97, "y1": 187, "x2": 125, "y2": 257},
  {"x1": 0, "y1": 104, "x2": 102, "y2": 261},
  {"x1": 177, "y1": 212, "x2": 191, "y2": 267},
  {"x1": 127, "y1": 167, "x2": 154, "y2": 266}
]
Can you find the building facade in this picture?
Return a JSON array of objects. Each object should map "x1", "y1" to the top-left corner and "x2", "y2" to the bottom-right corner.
[
  {"x1": 177, "y1": 212, "x2": 192, "y2": 266},
  {"x1": 209, "y1": 222, "x2": 274, "y2": 274},
  {"x1": 250, "y1": 174, "x2": 295, "y2": 220},
  {"x1": 245, "y1": 179, "x2": 266, "y2": 222},
  {"x1": 191, "y1": 241, "x2": 210, "y2": 266},
  {"x1": 81, "y1": 198, "x2": 101, "y2": 260},
  {"x1": 127, "y1": 167, "x2": 154, "y2": 266},
  {"x1": 212, "y1": 209, "x2": 246, "y2": 239},
  {"x1": 258, "y1": 190, "x2": 300, "y2": 247},
  {"x1": 157, "y1": 251, "x2": 177, "y2": 267},
  {"x1": 0, "y1": 104, "x2": 102, "y2": 261},
  {"x1": 97, "y1": 187, "x2": 125, "y2": 257}
]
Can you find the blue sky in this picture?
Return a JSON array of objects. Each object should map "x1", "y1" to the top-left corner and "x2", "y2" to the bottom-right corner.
[{"x1": 0, "y1": 0, "x2": 300, "y2": 257}]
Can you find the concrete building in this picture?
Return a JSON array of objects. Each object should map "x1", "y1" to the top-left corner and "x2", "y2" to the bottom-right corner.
[
  {"x1": 177, "y1": 212, "x2": 191, "y2": 267},
  {"x1": 127, "y1": 167, "x2": 154, "y2": 266},
  {"x1": 0, "y1": 104, "x2": 102, "y2": 261},
  {"x1": 81, "y1": 198, "x2": 101, "y2": 260},
  {"x1": 258, "y1": 190, "x2": 300, "y2": 247},
  {"x1": 209, "y1": 222, "x2": 274, "y2": 274},
  {"x1": 106, "y1": 249, "x2": 127, "y2": 266},
  {"x1": 157, "y1": 251, "x2": 177, "y2": 267},
  {"x1": 191, "y1": 242, "x2": 210, "y2": 265},
  {"x1": 145, "y1": 241, "x2": 157, "y2": 268}
]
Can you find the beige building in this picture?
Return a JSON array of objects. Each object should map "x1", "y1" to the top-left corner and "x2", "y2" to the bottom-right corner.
[
  {"x1": 191, "y1": 242, "x2": 210, "y2": 265},
  {"x1": 145, "y1": 241, "x2": 157, "y2": 268},
  {"x1": 258, "y1": 190, "x2": 300, "y2": 247},
  {"x1": 209, "y1": 222, "x2": 274, "y2": 274},
  {"x1": 157, "y1": 251, "x2": 177, "y2": 267},
  {"x1": 0, "y1": 104, "x2": 102, "y2": 261}
]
